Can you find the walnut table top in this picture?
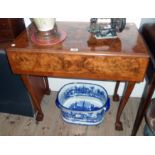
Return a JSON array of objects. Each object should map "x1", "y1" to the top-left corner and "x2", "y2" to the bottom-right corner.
[{"x1": 7, "y1": 22, "x2": 149, "y2": 82}]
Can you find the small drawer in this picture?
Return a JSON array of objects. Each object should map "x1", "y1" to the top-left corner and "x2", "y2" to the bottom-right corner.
[
  {"x1": 0, "y1": 30, "x2": 13, "y2": 42},
  {"x1": 0, "y1": 19, "x2": 10, "y2": 29}
]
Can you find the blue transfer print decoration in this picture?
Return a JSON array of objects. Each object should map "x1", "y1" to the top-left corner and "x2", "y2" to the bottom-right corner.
[{"x1": 56, "y1": 83, "x2": 110, "y2": 125}]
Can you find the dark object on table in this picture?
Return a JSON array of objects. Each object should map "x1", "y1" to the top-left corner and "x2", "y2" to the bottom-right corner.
[{"x1": 88, "y1": 18, "x2": 126, "y2": 39}]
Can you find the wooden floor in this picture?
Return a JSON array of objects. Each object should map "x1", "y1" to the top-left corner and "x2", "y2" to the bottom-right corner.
[{"x1": 0, "y1": 91, "x2": 145, "y2": 136}]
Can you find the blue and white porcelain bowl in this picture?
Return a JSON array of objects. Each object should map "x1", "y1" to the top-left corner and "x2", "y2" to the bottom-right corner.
[{"x1": 56, "y1": 83, "x2": 110, "y2": 125}]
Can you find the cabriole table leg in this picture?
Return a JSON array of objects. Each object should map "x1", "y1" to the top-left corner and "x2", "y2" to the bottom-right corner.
[
  {"x1": 21, "y1": 75, "x2": 47, "y2": 121},
  {"x1": 44, "y1": 76, "x2": 51, "y2": 95},
  {"x1": 115, "y1": 82, "x2": 135, "y2": 130},
  {"x1": 113, "y1": 81, "x2": 120, "y2": 102}
]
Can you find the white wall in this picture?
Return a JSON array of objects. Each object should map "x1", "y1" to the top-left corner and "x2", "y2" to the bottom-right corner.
[
  {"x1": 24, "y1": 18, "x2": 154, "y2": 98},
  {"x1": 24, "y1": 18, "x2": 141, "y2": 27}
]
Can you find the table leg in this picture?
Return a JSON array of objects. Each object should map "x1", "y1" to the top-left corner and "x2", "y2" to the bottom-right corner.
[
  {"x1": 44, "y1": 76, "x2": 51, "y2": 95},
  {"x1": 113, "y1": 81, "x2": 120, "y2": 102},
  {"x1": 131, "y1": 76, "x2": 155, "y2": 136},
  {"x1": 115, "y1": 81, "x2": 135, "y2": 130},
  {"x1": 21, "y1": 75, "x2": 48, "y2": 121}
]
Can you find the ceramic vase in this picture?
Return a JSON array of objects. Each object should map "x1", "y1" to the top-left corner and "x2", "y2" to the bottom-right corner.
[
  {"x1": 32, "y1": 18, "x2": 56, "y2": 31},
  {"x1": 31, "y1": 18, "x2": 67, "y2": 46}
]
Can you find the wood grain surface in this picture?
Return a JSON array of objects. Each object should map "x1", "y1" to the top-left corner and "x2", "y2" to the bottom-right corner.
[{"x1": 7, "y1": 22, "x2": 149, "y2": 82}]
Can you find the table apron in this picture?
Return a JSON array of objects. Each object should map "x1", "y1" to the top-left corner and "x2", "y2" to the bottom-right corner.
[{"x1": 7, "y1": 51, "x2": 149, "y2": 82}]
